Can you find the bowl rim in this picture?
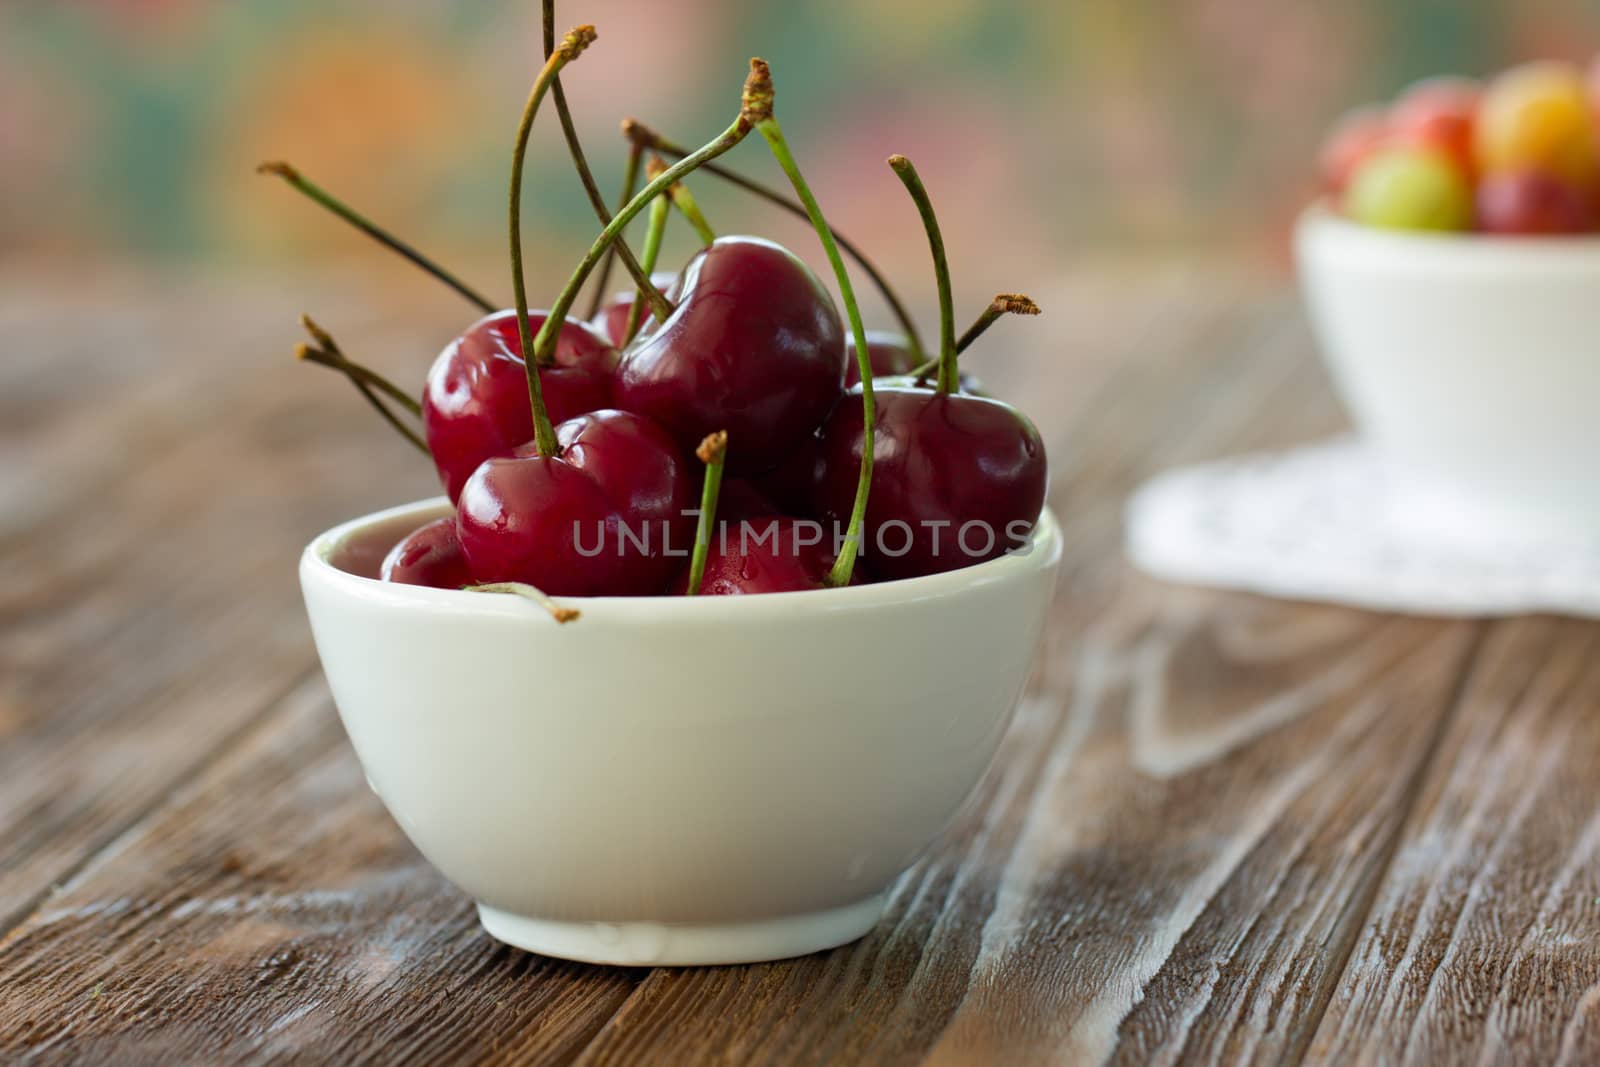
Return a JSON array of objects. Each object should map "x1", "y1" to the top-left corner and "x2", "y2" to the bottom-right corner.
[
  {"x1": 1296, "y1": 200, "x2": 1600, "y2": 263},
  {"x1": 301, "y1": 497, "x2": 1063, "y2": 622}
]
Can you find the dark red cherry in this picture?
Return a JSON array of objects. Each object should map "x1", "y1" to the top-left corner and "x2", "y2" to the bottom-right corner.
[
  {"x1": 813, "y1": 384, "x2": 1047, "y2": 582},
  {"x1": 590, "y1": 271, "x2": 679, "y2": 347},
  {"x1": 381, "y1": 516, "x2": 473, "y2": 589},
  {"x1": 753, "y1": 430, "x2": 826, "y2": 516},
  {"x1": 717, "y1": 478, "x2": 782, "y2": 523},
  {"x1": 614, "y1": 236, "x2": 846, "y2": 475},
  {"x1": 672, "y1": 517, "x2": 862, "y2": 595},
  {"x1": 844, "y1": 330, "x2": 919, "y2": 386},
  {"x1": 423, "y1": 309, "x2": 619, "y2": 503},
  {"x1": 456, "y1": 409, "x2": 695, "y2": 596},
  {"x1": 874, "y1": 371, "x2": 987, "y2": 397}
]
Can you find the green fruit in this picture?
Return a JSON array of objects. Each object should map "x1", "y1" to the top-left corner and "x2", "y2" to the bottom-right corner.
[{"x1": 1343, "y1": 147, "x2": 1473, "y2": 232}]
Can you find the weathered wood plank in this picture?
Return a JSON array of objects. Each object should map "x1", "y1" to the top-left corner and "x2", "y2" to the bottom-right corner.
[
  {"x1": 0, "y1": 277, "x2": 446, "y2": 932},
  {"x1": 1307, "y1": 617, "x2": 1600, "y2": 1066},
  {"x1": 0, "y1": 678, "x2": 643, "y2": 1066}
]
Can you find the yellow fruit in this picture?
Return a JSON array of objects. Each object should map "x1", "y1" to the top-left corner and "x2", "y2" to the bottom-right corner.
[{"x1": 1474, "y1": 61, "x2": 1598, "y2": 184}]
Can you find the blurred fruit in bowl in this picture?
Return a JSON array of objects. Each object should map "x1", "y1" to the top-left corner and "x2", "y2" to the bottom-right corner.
[
  {"x1": 1389, "y1": 76, "x2": 1479, "y2": 177},
  {"x1": 1475, "y1": 61, "x2": 1597, "y2": 187},
  {"x1": 1320, "y1": 105, "x2": 1391, "y2": 195},
  {"x1": 1476, "y1": 170, "x2": 1594, "y2": 235},
  {"x1": 1318, "y1": 58, "x2": 1600, "y2": 236},
  {"x1": 1343, "y1": 147, "x2": 1473, "y2": 232}
]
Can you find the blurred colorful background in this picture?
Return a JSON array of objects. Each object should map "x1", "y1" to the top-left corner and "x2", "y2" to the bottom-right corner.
[{"x1": 5, "y1": 0, "x2": 1600, "y2": 303}]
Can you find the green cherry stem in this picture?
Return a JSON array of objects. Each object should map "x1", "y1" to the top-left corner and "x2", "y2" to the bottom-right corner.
[
  {"x1": 621, "y1": 160, "x2": 673, "y2": 344},
  {"x1": 905, "y1": 292, "x2": 1041, "y2": 379},
  {"x1": 622, "y1": 118, "x2": 924, "y2": 360},
  {"x1": 887, "y1": 155, "x2": 956, "y2": 393},
  {"x1": 527, "y1": 59, "x2": 770, "y2": 367},
  {"x1": 541, "y1": 0, "x2": 670, "y2": 321},
  {"x1": 753, "y1": 104, "x2": 873, "y2": 588},
  {"x1": 466, "y1": 582, "x2": 581, "y2": 623},
  {"x1": 257, "y1": 162, "x2": 496, "y2": 313},
  {"x1": 667, "y1": 179, "x2": 717, "y2": 246},
  {"x1": 299, "y1": 315, "x2": 421, "y2": 416},
  {"x1": 686, "y1": 430, "x2": 728, "y2": 596},
  {"x1": 583, "y1": 137, "x2": 644, "y2": 319},
  {"x1": 510, "y1": 25, "x2": 596, "y2": 457},
  {"x1": 296, "y1": 344, "x2": 429, "y2": 456}
]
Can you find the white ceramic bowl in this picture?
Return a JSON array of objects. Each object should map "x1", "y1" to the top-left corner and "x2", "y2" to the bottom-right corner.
[
  {"x1": 300, "y1": 498, "x2": 1061, "y2": 966},
  {"x1": 1296, "y1": 203, "x2": 1600, "y2": 540}
]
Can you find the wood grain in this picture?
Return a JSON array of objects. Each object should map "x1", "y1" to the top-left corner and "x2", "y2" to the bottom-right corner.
[
  {"x1": 0, "y1": 276, "x2": 444, "y2": 932},
  {"x1": 1308, "y1": 616, "x2": 1600, "y2": 1066},
  {"x1": 0, "y1": 679, "x2": 641, "y2": 1066}
]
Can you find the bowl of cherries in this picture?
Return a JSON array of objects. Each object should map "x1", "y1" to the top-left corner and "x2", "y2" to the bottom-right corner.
[
  {"x1": 283, "y1": 26, "x2": 1058, "y2": 965},
  {"x1": 1298, "y1": 58, "x2": 1600, "y2": 538}
]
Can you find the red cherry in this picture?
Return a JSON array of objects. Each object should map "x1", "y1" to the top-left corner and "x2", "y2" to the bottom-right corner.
[
  {"x1": 753, "y1": 430, "x2": 827, "y2": 516},
  {"x1": 1476, "y1": 170, "x2": 1595, "y2": 234},
  {"x1": 422, "y1": 309, "x2": 618, "y2": 503},
  {"x1": 844, "y1": 330, "x2": 919, "y2": 386},
  {"x1": 1320, "y1": 106, "x2": 1392, "y2": 195},
  {"x1": 456, "y1": 409, "x2": 695, "y2": 596},
  {"x1": 380, "y1": 516, "x2": 474, "y2": 589},
  {"x1": 1390, "y1": 77, "x2": 1480, "y2": 178},
  {"x1": 614, "y1": 236, "x2": 847, "y2": 475},
  {"x1": 872, "y1": 371, "x2": 987, "y2": 397},
  {"x1": 717, "y1": 478, "x2": 783, "y2": 522},
  {"x1": 813, "y1": 384, "x2": 1047, "y2": 582},
  {"x1": 590, "y1": 271, "x2": 679, "y2": 347},
  {"x1": 672, "y1": 517, "x2": 861, "y2": 594}
]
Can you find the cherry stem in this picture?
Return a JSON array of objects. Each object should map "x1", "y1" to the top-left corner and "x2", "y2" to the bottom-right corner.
[
  {"x1": 466, "y1": 582, "x2": 581, "y2": 624},
  {"x1": 299, "y1": 315, "x2": 421, "y2": 416},
  {"x1": 528, "y1": 60, "x2": 770, "y2": 366},
  {"x1": 510, "y1": 25, "x2": 596, "y2": 457},
  {"x1": 686, "y1": 431, "x2": 728, "y2": 596},
  {"x1": 584, "y1": 138, "x2": 644, "y2": 320},
  {"x1": 667, "y1": 178, "x2": 717, "y2": 246},
  {"x1": 623, "y1": 118, "x2": 924, "y2": 360},
  {"x1": 622, "y1": 165, "x2": 672, "y2": 344},
  {"x1": 296, "y1": 344, "x2": 429, "y2": 456},
  {"x1": 257, "y1": 162, "x2": 496, "y2": 313},
  {"x1": 541, "y1": 0, "x2": 671, "y2": 322},
  {"x1": 906, "y1": 293, "x2": 1041, "y2": 379},
  {"x1": 887, "y1": 155, "x2": 956, "y2": 394},
  {"x1": 754, "y1": 107, "x2": 873, "y2": 589}
]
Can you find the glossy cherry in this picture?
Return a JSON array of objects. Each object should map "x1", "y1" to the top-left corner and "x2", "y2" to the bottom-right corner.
[
  {"x1": 813, "y1": 383, "x2": 1045, "y2": 581},
  {"x1": 873, "y1": 370, "x2": 986, "y2": 397},
  {"x1": 814, "y1": 154, "x2": 1047, "y2": 582},
  {"x1": 613, "y1": 236, "x2": 846, "y2": 475},
  {"x1": 455, "y1": 409, "x2": 695, "y2": 596},
  {"x1": 673, "y1": 516, "x2": 861, "y2": 594},
  {"x1": 381, "y1": 516, "x2": 474, "y2": 589},
  {"x1": 752, "y1": 430, "x2": 826, "y2": 516},
  {"x1": 422, "y1": 309, "x2": 619, "y2": 502},
  {"x1": 844, "y1": 330, "x2": 919, "y2": 386},
  {"x1": 717, "y1": 478, "x2": 782, "y2": 523},
  {"x1": 590, "y1": 271, "x2": 679, "y2": 347}
]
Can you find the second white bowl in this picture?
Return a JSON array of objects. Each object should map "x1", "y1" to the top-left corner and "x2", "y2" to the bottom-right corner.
[{"x1": 1296, "y1": 205, "x2": 1600, "y2": 540}]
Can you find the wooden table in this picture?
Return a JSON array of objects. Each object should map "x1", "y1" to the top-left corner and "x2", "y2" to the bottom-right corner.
[{"x1": 4, "y1": 267, "x2": 1598, "y2": 1066}]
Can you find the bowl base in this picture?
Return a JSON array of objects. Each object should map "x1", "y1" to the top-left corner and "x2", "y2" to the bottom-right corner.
[{"x1": 476, "y1": 894, "x2": 887, "y2": 966}]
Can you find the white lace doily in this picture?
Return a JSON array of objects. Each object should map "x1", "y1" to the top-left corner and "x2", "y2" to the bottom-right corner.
[{"x1": 1125, "y1": 438, "x2": 1600, "y2": 618}]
